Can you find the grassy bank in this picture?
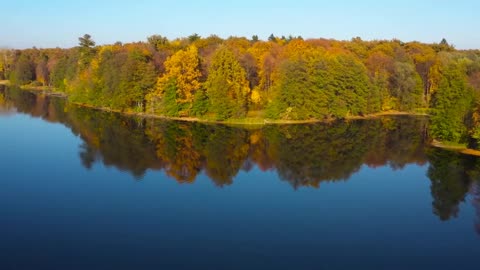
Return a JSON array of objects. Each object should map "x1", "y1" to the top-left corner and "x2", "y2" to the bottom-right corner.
[
  {"x1": 431, "y1": 139, "x2": 480, "y2": 157},
  {"x1": 60, "y1": 101, "x2": 431, "y2": 126}
]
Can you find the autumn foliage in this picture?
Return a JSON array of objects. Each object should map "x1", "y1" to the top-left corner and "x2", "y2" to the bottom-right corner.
[{"x1": 3, "y1": 34, "x2": 480, "y2": 145}]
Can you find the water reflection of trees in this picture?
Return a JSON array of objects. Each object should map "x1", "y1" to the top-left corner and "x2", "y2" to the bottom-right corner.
[
  {"x1": 471, "y1": 182, "x2": 480, "y2": 235},
  {"x1": 0, "y1": 85, "x2": 22, "y2": 114},
  {"x1": 144, "y1": 121, "x2": 253, "y2": 186},
  {"x1": 3, "y1": 86, "x2": 480, "y2": 228},
  {"x1": 261, "y1": 117, "x2": 428, "y2": 188},
  {"x1": 74, "y1": 111, "x2": 158, "y2": 178},
  {"x1": 427, "y1": 148, "x2": 480, "y2": 230},
  {"x1": 1, "y1": 86, "x2": 429, "y2": 185}
]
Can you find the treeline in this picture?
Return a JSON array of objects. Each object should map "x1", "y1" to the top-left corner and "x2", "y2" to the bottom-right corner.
[{"x1": 2, "y1": 34, "x2": 480, "y2": 145}]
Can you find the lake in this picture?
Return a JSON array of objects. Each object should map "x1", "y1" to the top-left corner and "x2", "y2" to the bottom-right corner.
[{"x1": 0, "y1": 85, "x2": 479, "y2": 270}]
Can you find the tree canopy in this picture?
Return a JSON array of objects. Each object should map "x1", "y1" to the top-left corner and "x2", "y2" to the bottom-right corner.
[{"x1": 5, "y1": 35, "x2": 480, "y2": 146}]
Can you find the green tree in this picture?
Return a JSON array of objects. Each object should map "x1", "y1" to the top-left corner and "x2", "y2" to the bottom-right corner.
[
  {"x1": 188, "y1": 33, "x2": 201, "y2": 43},
  {"x1": 117, "y1": 49, "x2": 157, "y2": 111},
  {"x1": 147, "y1": 35, "x2": 169, "y2": 51},
  {"x1": 191, "y1": 88, "x2": 208, "y2": 116},
  {"x1": 0, "y1": 49, "x2": 9, "y2": 80},
  {"x1": 267, "y1": 50, "x2": 371, "y2": 120},
  {"x1": 430, "y1": 61, "x2": 474, "y2": 143},
  {"x1": 79, "y1": 34, "x2": 95, "y2": 48},
  {"x1": 205, "y1": 47, "x2": 250, "y2": 120},
  {"x1": 268, "y1": 34, "x2": 276, "y2": 42},
  {"x1": 427, "y1": 149, "x2": 471, "y2": 220},
  {"x1": 433, "y1": 38, "x2": 454, "y2": 52},
  {"x1": 49, "y1": 49, "x2": 79, "y2": 91},
  {"x1": 162, "y1": 78, "x2": 180, "y2": 116},
  {"x1": 368, "y1": 72, "x2": 386, "y2": 112},
  {"x1": 10, "y1": 54, "x2": 34, "y2": 85},
  {"x1": 328, "y1": 53, "x2": 371, "y2": 116},
  {"x1": 266, "y1": 56, "x2": 329, "y2": 120},
  {"x1": 389, "y1": 61, "x2": 424, "y2": 111},
  {"x1": 94, "y1": 47, "x2": 127, "y2": 106},
  {"x1": 78, "y1": 34, "x2": 96, "y2": 69}
]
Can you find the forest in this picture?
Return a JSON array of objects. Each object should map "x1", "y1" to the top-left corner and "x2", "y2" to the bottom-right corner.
[{"x1": 1, "y1": 34, "x2": 480, "y2": 146}]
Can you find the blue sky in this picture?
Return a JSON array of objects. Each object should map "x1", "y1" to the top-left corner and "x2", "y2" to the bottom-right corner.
[{"x1": 2, "y1": 0, "x2": 479, "y2": 49}]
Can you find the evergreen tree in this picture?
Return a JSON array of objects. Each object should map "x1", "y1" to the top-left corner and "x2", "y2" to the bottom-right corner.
[
  {"x1": 267, "y1": 50, "x2": 371, "y2": 120},
  {"x1": 328, "y1": 53, "x2": 371, "y2": 116},
  {"x1": 78, "y1": 34, "x2": 96, "y2": 69},
  {"x1": 266, "y1": 57, "x2": 328, "y2": 120},
  {"x1": 191, "y1": 89, "x2": 208, "y2": 117},
  {"x1": 117, "y1": 49, "x2": 157, "y2": 111},
  {"x1": 430, "y1": 61, "x2": 474, "y2": 143},
  {"x1": 162, "y1": 78, "x2": 180, "y2": 116},
  {"x1": 205, "y1": 47, "x2": 250, "y2": 120}
]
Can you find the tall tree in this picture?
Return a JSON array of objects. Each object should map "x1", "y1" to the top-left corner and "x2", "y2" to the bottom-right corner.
[
  {"x1": 267, "y1": 56, "x2": 329, "y2": 120},
  {"x1": 79, "y1": 34, "x2": 95, "y2": 48},
  {"x1": 118, "y1": 48, "x2": 157, "y2": 111},
  {"x1": 327, "y1": 52, "x2": 371, "y2": 116},
  {"x1": 78, "y1": 34, "x2": 96, "y2": 69},
  {"x1": 148, "y1": 45, "x2": 201, "y2": 115},
  {"x1": 430, "y1": 61, "x2": 474, "y2": 143},
  {"x1": 205, "y1": 46, "x2": 250, "y2": 120}
]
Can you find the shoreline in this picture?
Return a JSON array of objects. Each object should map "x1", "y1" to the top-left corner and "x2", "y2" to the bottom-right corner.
[
  {"x1": 53, "y1": 99, "x2": 432, "y2": 126},
  {"x1": 6, "y1": 81, "x2": 480, "y2": 157},
  {"x1": 2, "y1": 81, "x2": 428, "y2": 125},
  {"x1": 431, "y1": 140, "x2": 480, "y2": 157}
]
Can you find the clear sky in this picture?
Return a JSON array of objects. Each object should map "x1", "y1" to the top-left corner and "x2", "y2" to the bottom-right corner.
[{"x1": 2, "y1": 0, "x2": 479, "y2": 49}]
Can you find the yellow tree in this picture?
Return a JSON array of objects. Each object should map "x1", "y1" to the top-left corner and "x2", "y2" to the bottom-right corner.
[
  {"x1": 225, "y1": 36, "x2": 251, "y2": 54},
  {"x1": 149, "y1": 45, "x2": 201, "y2": 115},
  {"x1": 247, "y1": 41, "x2": 280, "y2": 104},
  {"x1": 145, "y1": 122, "x2": 202, "y2": 183},
  {"x1": 281, "y1": 39, "x2": 314, "y2": 60},
  {"x1": 405, "y1": 42, "x2": 437, "y2": 104}
]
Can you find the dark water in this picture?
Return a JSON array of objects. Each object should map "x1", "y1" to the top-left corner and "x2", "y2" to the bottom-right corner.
[{"x1": 0, "y1": 86, "x2": 479, "y2": 270}]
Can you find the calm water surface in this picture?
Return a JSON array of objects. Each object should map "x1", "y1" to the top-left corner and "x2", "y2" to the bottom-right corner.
[{"x1": 0, "y1": 86, "x2": 479, "y2": 269}]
